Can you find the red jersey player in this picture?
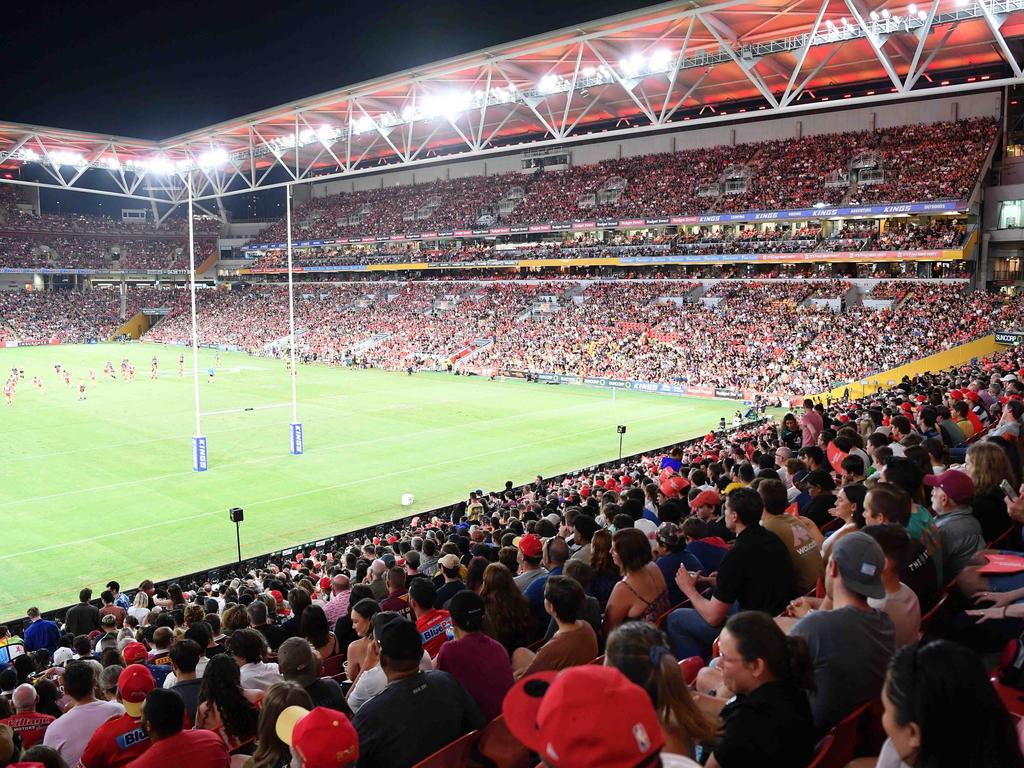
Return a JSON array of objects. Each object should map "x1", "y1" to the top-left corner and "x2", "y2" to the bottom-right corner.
[{"x1": 78, "y1": 380, "x2": 86, "y2": 401}]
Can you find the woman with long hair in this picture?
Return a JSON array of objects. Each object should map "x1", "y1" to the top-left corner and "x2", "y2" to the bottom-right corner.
[
  {"x1": 779, "y1": 412, "x2": 802, "y2": 451},
  {"x1": 875, "y1": 640, "x2": 1024, "y2": 768},
  {"x1": 345, "y1": 598, "x2": 380, "y2": 683},
  {"x1": 127, "y1": 592, "x2": 150, "y2": 624},
  {"x1": 605, "y1": 622, "x2": 718, "y2": 760},
  {"x1": 821, "y1": 483, "x2": 868, "y2": 563},
  {"x1": 244, "y1": 681, "x2": 313, "y2": 768},
  {"x1": 589, "y1": 528, "x2": 621, "y2": 609},
  {"x1": 195, "y1": 653, "x2": 261, "y2": 754},
  {"x1": 33, "y1": 678, "x2": 64, "y2": 718},
  {"x1": 603, "y1": 528, "x2": 669, "y2": 634},
  {"x1": 221, "y1": 604, "x2": 251, "y2": 635},
  {"x1": 300, "y1": 605, "x2": 339, "y2": 659},
  {"x1": 705, "y1": 611, "x2": 816, "y2": 768},
  {"x1": 967, "y1": 440, "x2": 1017, "y2": 542},
  {"x1": 480, "y1": 563, "x2": 536, "y2": 654},
  {"x1": 465, "y1": 555, "x2": 489, "y2": 593}
]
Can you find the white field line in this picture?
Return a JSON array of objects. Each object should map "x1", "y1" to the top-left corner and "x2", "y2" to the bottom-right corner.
[
  {"x1": 0, "y1": 394, "x2": 654, "y2": 507},
  {"x1": 200, "y1": 403, "x2": 292, "y2": 417},
  {"x1": 0, "y1": 408, "x2": 677, "y2": 560}
]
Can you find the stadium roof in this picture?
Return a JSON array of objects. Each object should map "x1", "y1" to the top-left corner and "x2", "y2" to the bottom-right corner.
[{"x1": 2, "y1": 0, "x2": 1023, "y2": 206}]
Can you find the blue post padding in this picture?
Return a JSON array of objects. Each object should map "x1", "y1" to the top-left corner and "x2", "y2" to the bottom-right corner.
[
  {"x1": 192, "y1": 436, "x2": 208, "y2": 472},
  {"x1": 290, "y1": 423, "x2": 304, "y2": 455}
]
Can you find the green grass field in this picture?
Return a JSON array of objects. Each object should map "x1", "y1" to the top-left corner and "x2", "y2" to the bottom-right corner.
[{"x1": 0, "y1": 343, "x2": 749, "y2": 620}]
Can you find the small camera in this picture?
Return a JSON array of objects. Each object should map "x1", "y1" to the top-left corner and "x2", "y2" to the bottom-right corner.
[
  {"x1": 617, "y1": 425, "x2": 627, "y2": 434},
  {"x1": 229, "y1": 507, "x2": 244, "y2": 523}
]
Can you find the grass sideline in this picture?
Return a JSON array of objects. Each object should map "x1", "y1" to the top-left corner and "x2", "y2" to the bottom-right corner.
[{"x1": 0, "y1": 343, "x2": 751, "y2": 620}]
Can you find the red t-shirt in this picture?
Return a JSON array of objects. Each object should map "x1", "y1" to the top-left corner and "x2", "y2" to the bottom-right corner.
[
  {"x1": 416, "y1": 609, "x2": 453, "y2": 658},
  {"x1": 126, "y1": 729, "x2": 228, "y2": 768},
  {"x1": 1, "y1": 712, "x2": 55, "y2": 749},
  {"x1": 78, "y1": 713, "x2": 150, "y2": 768}
]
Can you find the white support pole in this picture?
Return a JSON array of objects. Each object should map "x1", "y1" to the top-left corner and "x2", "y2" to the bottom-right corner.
[
  {"x1": 285, "y1": 184, "x2": 303, "y2": 455},
  {"x1": 187, "y1": 174, "x2": 208, "y2": 471}
]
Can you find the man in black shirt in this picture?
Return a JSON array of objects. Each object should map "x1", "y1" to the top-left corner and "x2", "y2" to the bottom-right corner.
[
  {"x1": 64, "y1": 588, "x2": 101, "y2": 637},
  {"x1": 801, "y1": 470, "x2": 838, "y2": 529},
  {"x1": 668, "y1": 487, "x2": 795, "y2": 659},
  {"x1": 352, "y1": 618, "x2": 484, "y2": 768},
  {"x1": 246, "y1": 600, "x2": 285, "y2": 652}
]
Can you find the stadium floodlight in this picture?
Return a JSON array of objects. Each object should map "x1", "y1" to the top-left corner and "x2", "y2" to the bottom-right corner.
[
  {"x1": 825, "y1": 18, "x2": 835, "y2": 27},
  {"x1": 198, "y1": 147, "x2": 228, "y2": 170},
  {"x1": 619, "y1": 53, "x2": 646, "y2": 78},
  {"x1": 102, "y1": 156, "x2": 121, "y2": 171},
  {"x1": 421, "y1": 91, "x2": 471, "y2": 121},
  {"x1": 881, "y1": 8, "x2": 891, "y2": 17},
  {"x1": 49, "y1": 150, "x2": 88, "y2": 169},
  {"x1": 581, "y1": 66, "x2": 596, "y2": 78},
  {"x1": 352, "y1": 115, "x2": 376, "y2": 135},
  {"x1": 917, "y1": 9, "x2": 927, "y2": 18},
  {"x1": 537, "y1": 74, "x2": 567, "y2": 95},
  {"x1": 870, "y1": 10, "x2": 879, "y2": 20},
  {"x1": 649, "y1": 48, "x2": 673, "y2": 71},
  {"x1": 907, "y1": 3, "x2": 917, "y2": 13}
]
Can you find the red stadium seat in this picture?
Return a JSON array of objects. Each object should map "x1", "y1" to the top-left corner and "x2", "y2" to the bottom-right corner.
[
  {"x1": 806, "y1": 734, "x2": 835, "y2": 768},
  {"x1": 678, "y1": 656, "x2": 705, "y2": 687},
  {"x1": 320, "y1": 654, "x2": 344, "y2": 678},
  {"x1": 474, "y1": 715, "x2": 534, "y2": 768},
  {"x1": 413, "y1": 729, "x2": 480, "y2": 768}
]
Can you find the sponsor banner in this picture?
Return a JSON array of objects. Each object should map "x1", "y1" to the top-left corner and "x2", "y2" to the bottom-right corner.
[
  {"x1": 505, "y1": 371, "x2": 761, "y2": 401},
  {"x1": 620, "y1": 249, "x2": 946, "y2": 265},
  {"x1": 241, "y1": 199, "x2": 965, "y2": 250},
  {"x1": 290, "y1": 423, "x2": 304, "y2": 455},
  {"x1": 389, "y1": 235, "x2": 406, "y2": 241},
  {"x1": 686, "y1": 385, "x2": 716, "y2": 398},
  {"x1": 996, "y1": 331, "x2": 1024, "y2": 346}
]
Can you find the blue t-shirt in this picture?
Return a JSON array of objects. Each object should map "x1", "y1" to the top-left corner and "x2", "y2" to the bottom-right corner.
[{"x1": 657, "y1": 550, "x2": 704, "y2": 606}]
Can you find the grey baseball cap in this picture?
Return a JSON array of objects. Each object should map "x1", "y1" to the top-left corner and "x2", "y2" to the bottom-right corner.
[{"x1": 831, "y1": 531, "x2": 886, "y2": 600}]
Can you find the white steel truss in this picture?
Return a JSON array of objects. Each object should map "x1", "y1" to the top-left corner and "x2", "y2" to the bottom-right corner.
[{"x1": 1, "y1": 0, "x2": 1022, "y2": 210}]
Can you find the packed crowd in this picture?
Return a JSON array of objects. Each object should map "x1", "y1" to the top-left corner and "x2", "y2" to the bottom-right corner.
[
  {"x1": 0, "y1": 232, "x2": 217, "y2": 271},
  {"x1": 0, "y1": 288, "x2": 179, "y2": 343},
  {"x1": 247, "y1": 218, "x2": 968, "y2": 272},
  {"x1": 134, "y1": 278, "x2": 1022, "y2": 399},
  {"x1": 253, "y1": 118, "x2": 994, "y2": 244},
  {"x1": 5, "y1": 344, "x2": 1024, "y2": 767}
]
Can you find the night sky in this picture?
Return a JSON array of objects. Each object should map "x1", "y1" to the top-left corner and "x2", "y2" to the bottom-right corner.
[{"x1": 2, "y1": 0, "x2": 646, "y2": 139}]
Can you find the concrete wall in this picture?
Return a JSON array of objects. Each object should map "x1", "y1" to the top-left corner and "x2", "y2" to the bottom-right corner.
[{"x1": 311, "y1": 91, "x2": 1001, "y2": 200}]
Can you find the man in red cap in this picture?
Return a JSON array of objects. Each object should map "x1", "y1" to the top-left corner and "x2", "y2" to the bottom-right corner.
[
  {"x1": 503, "y1": 664, "x2": 698, "y2": 767},
  {"x1": 128, "y1": 689, "x2": 227, "y2": 768},
  {"x1": 925, "y1": 469, "x2": 985, "y2": 578},
  {"x1": 275, "y1": 706, "x2": 358, "y2": 768},
  {"x1": 690, "y1": 490, "x2": 732, "y2": 542},
  {"x1": 80, "y1": 665, "x2": 156, "y2": 768},
  {"x1": 513, "y1": 534, "x2": 547, "y2": 592}
]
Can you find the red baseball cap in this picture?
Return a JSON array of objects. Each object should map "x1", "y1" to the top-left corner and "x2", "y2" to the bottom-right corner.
[
  {"x1": 517, "y1": 533, "x2": 543, "y2": 559},
  {"x1": 690, "y1": 490, "x2": 721, "y2": 509},
  {"x1": 503, "y1": 666, "x2": 664, "y2": 767},
  {"x1": 949, "y1": 389, "x2": 963, "y2": 400},
  {"x1": 121, "y1": 642, "x2": 149, "y2": 665},
  {"x1": 659, "y1": 475, "x2": 689, "y2": 499},
  {"x1": 277, "y1": 706, "x2": 358, "y2": 768},
  {"x1": 924, "y1": 469, "x2": 975, "y2": 505},
  {"x1": 118, "y1": 664, "x2": 155, "y2": 717}
]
